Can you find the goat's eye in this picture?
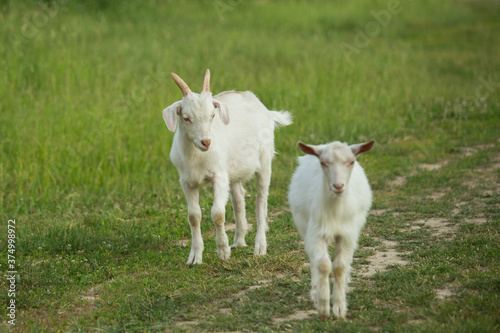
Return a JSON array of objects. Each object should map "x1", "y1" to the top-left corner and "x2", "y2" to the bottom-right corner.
[
  {"x1": 320, "y1": 162, "x2": 327, "y2": 168},
  {"x1": 211, "y1": 114, "x2": 215, "y2": 119},
  {"x1": 348, "y1": 161, "x2": 355, "y2": 166},
  {"x1": 183, "y1": 117, "x2": 191, "y2": 123}
]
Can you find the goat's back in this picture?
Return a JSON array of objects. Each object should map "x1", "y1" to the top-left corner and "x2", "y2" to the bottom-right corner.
[
  {"x1": 215, "y1": 90, "x2": 272, "y2": 120},
  {"x1": 211, "y1": 91, "x2": 279, "y2": 182}
]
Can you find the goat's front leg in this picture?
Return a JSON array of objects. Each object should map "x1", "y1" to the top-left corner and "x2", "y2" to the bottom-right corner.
[
  {"x1": 307, "y1": 237, "x2": 331, "y2": 320},
  {"x1": 332, "y1": 235, "x2": 356, "y2": 319},
  {"x1": 181, "y1": 180, "x2": 203, "y2": 266},
  {"x1": 212, "y1": 173, "x2": 231, "y2": 262}
]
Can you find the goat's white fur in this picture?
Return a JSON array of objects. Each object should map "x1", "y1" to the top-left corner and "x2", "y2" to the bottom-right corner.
[
  {"x1": 163, "y1": 70, "x2": 292, "y2": 266},
  {"x1": 288, "y1": 139, "x2": 374, "y2": 319}
]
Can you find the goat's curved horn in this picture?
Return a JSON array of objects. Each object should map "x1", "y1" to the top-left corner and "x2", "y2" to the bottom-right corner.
[
  {"x1": 171, "y1": 72, "x2": 192, "y2": 96},
  {"x1": 202, "y1": 69, "x2": 210, "y2": 93}
]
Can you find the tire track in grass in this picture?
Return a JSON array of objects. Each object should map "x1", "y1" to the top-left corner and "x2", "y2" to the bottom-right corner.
[
  {"x1": 385, "y1": 143, "x2": 497, "y2": 306},
  {"x1": 354, "y1": 143, "x2": 497, "y2": 309}
]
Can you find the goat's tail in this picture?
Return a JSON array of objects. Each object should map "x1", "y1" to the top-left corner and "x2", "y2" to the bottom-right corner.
[{"x1": 270, "y1": 111, "x2": 293, "y2": 128}]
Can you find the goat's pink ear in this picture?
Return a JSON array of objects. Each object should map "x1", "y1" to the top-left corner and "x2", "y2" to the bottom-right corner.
[
  {"x1": 350, "y1": 140, "x2": 375, "y2": 156},
  {"x1": 298, "y1": 142, "x2": 322, "y2": 157},
  {"x1": 162, "y1": 101, "x2": 181, "y2": 132},
  {"x1": 213, "y1": 99, "x2": 229, "y2": 125}
]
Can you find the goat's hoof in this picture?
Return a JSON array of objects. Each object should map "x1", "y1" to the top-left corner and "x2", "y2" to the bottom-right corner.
[
  {"x1": 332, "y1": 304, "x2": 347, "y2": 319},
  {"x1": 254, "y1": 249, "x2": 267, "y2": 256},
  {"x1": 310, "y1": 287, "x2": 317, "y2": 306},
  {"x1": 217, "y1": 246, "x2": 231, "y2": 262},
  {"x1": 230, "y1": 241, "x2": 247, "y2": 249},
  {"x1": 186, "y1": 253, "x2": 203, "y2": 267},
  {"x1": 318, "y1": 312, "x2": 329, "y2": 321},
  {"x1": 254, "y1": 243, "x2": 267, "y2": 256},
  {"x1": 186, "y1": 259, "x2": 202, "y2": 267}
]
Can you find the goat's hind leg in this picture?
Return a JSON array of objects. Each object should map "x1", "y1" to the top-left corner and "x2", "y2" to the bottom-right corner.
[
  {"x1": 181, "y1": 181, "x2": 204, "y2": 266},
  {"x1": 254, "y1": 167, "x2": 271, "y2": 256},
  {"x1": 254, "y1": 146, "x2": 275, "y2": 256},
  {"x1": 230, "y1": 182, "x2": 248, "y2": 248}
]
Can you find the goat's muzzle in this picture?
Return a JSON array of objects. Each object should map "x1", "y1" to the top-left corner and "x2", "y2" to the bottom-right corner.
[{"x1": 201, "y1": 139, "x2": 211, "y2": 150}]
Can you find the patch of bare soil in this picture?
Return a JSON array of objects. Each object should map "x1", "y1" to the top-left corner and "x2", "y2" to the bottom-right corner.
[
  {"x1": 81, "y1": 287, "x2": 99, "y2": 303},
  {"x1": 387, "y1": 160, "x2": 448, "y2": 189},
  {"x1": 461, "y1": 147, "x2": 479, "y2": 157},
  {"x1": 468, "y1": 217, "x2": 487, "y2": 225},
  {"x1": 77, "y1": 279, "x2": 114, "y2": 315},
  {"x1": 358, "y1": 240, "x2": 409, "y2": 277},
  {"x1": 370, "y1": 209, "x2": 400, "y2": 217},
  {"x1": 273, "y1": 309, "x2": 317, "y2": 323},
  {"x1": 452, "y1": 201, "x2": 467, "y2": 215},
  {"x1": 460, "y1": 143, "x2": 494, "y2": 157},
  {"x1": 412, "y1": 218, "x2": 458, "y2": 237},
  {"x1": 76, "y1": 291, "x2": 99, "y2": 315},
  {"x1": 408, "y1": 318, "x2": 426, "y2": 325},
  {"x1": 435, "y1": 285, "x2": 456, "y2": 300},
  {"x1": 176, "y1": 320, "x2": 199, "y2": 328},
  {"x1": 419, "y1": 161, "x2": 448, "y2": 171},
  {"x1": 476, "y1": 143, "x2": 495, "y2": 151},
  {"x1": 219, "y1": 307, "x2": 232, "y2": 315},
  {"x1": 388, "y1": 175, "x2": 407, "y2": 187},
  {"x1": 370, "y1": 209, "x2": 388, "y2": 216},
  {"x1": 430, "y1": 189, "x2": 450, "y2": 200},
  {"x1": 230, "y1": 280, "x2": 272, "y2": 301},
  {"x1": 489, "y1": 152, "x2": 500, "y2": 170}
]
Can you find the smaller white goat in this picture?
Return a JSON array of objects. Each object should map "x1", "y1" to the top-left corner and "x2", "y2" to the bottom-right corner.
[
  {"x1": 288, "y1": 139, "x2": 375, "y2": 319},
  {"x1": 163, "y1": 69, "x2": 292, "y2": 266}
]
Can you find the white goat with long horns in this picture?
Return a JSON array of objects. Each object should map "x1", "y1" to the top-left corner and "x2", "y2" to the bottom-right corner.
[{"x1": 162, "y1": 69, "x2": 292, "y2": 266}]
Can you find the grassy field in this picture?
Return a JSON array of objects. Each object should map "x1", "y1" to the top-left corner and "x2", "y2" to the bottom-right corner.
[{"x1": 0, "y1": 0, "x2": 499, "y2": 331}]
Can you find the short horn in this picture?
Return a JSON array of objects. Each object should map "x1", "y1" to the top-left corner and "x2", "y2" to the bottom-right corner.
[
  {"x1": 171, "y1": 72, "x2": 192, "y2": 96},
  {"x1": 202, "y1": 69, "x2": 210, "y2": 93}
]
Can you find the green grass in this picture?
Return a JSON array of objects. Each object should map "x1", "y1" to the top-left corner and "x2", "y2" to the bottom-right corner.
[{"x1": 0, "y1": 0, "x2": 499, "y2": 331}]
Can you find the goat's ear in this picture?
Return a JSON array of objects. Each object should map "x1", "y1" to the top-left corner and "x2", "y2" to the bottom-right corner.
[
  {"x1": 298, "y1": 141, "x2": 322, "y2": 157},
  {"x1": 213, "y1": 99, "x2": 229, "y2": 125},
  {"x1": 350, "y1": 140, "x2": 375, "y2": 156},
  {"x1": 162, "y1": 101, "x2": 182, "y2": 132}
]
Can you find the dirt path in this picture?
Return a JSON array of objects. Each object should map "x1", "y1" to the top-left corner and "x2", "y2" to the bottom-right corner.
[{"x1": 173, "y1": 143, "x2": 498, "y2": 328}]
